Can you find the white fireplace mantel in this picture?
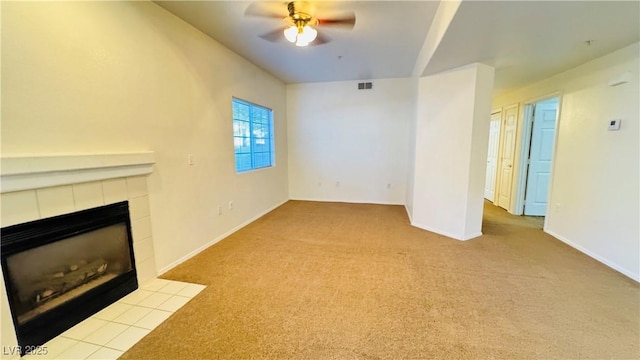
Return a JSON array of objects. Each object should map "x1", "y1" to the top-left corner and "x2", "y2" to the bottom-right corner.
[{"x1": 0, "y1": 152, "x2": 155, "y2": 193}]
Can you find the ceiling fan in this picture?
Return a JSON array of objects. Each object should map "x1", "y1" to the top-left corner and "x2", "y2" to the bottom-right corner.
[{"x1": 245, "y1": 1, "x2": 356, "y2": 47}]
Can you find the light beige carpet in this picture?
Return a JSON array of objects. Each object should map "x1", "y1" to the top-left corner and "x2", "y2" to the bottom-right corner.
[{"x1": 121, "y1": 201, "x2": 639, "y2": 359}]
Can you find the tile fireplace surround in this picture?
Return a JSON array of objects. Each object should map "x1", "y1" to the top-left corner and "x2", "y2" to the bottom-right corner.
[{"x1": 1, "y1": 153, "x2": 161, "y2": 359}]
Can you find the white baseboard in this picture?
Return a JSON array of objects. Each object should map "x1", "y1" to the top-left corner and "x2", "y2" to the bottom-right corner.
[
  {"x1": 289, "y1": 197, "x2": 404, "y2": 206},
  {"x1": 545, "y1": 229, "x2": 639, "y2": 282},
  {"x1": 410, "y1": 220, "x2": 482, "y2": 241},
  {"x1": 404, "y1": 204, "x2": 413, "y2": 223},
  {"x1": 461, "y1": 232, "x2": 483, "y2": 241},
  {"x1": 157, "y1": 199, "x2": 289, "y2": 275}
]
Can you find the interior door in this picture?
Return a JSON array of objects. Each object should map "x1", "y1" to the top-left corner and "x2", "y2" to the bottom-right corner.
[
  {"x1": 497, "y1": 105, "x2": 518, "y2": 210},
  {"x1": 484, "y1": 112, "x2": 501, "y2": 201},
  {"x1": 524, "y1": 98, "x2": 558, "y2": 216}
]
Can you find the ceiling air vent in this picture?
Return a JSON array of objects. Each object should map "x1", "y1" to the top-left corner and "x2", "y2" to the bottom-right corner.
[{"x1": 357, "y1": 82, "x2": 373, "y2": 90}]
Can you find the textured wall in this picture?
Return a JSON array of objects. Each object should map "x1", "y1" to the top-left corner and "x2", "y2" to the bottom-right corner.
[
  {"x1": 287, "y1": 78, "x2": 413, "y2": 205},
  {"x1": 412, "y1": 63, "x2": 494, "y2": 240}
]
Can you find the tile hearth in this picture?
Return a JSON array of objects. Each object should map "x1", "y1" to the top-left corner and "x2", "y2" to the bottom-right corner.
[{"x1": 21, "y1": 279, "x2": 205, "y2": 360}]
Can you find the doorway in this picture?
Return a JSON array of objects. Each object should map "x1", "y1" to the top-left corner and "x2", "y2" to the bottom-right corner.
[{"x1": 518, "y1": 97, "x2": 559, "y2": 217}]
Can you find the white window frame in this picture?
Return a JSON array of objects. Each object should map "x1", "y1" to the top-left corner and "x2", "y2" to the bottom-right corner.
[{"x1": 232, "y1": 98, "x2": 275, "y2": 173}]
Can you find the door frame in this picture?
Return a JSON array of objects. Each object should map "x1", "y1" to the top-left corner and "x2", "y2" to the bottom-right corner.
[{"x1": 513, "y1": 93, "x2": 562, "y2": 216}]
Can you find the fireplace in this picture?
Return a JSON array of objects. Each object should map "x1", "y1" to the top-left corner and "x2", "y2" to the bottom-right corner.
[{"x1": 1, "y1": 201, "x2": 138, "y2": 355}]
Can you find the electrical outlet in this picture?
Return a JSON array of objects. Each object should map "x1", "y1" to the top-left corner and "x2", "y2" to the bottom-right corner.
[
  {"x1": 336, "y1": 181, "x2": 340, "y2": 187},
  {"x1": 608, "y1": 119, "x2": 621, "y2": 131},
  {"x1": 387, "y1": 183, "x2": 391, "y2": 189},
  {"x1": 217, "y1": 205, "x2": 222, "y2": 215},
  {"x1": 228, "y1": 201, "x2": 233, "y2": 210}
]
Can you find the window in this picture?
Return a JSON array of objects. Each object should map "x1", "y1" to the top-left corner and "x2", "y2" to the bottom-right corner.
[{"x1": 232, "y1": 98, "x2": 274, "y2": 172}]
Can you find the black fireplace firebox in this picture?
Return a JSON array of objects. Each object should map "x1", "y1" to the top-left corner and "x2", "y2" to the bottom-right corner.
[{"x1": 1, "y1": 201, "x2": 138, "y2": 355}]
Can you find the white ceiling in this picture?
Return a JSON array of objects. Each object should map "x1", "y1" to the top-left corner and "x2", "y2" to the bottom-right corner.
[
  {"x1": 424, "y1": 1, "x2": 640, "y2": 94},
  {"x1": 155, "y1": 1, "x2": 640, "y2": 94},
  {"x1": 155, "y1": 1, "x2": 438, "y2": 83}
]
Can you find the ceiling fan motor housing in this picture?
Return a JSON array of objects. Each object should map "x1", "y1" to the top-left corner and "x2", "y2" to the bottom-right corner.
[{"x1": 287, "y1": 1, "x2": 314, "y2": 28}]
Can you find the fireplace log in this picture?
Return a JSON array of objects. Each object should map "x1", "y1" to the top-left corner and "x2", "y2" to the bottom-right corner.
[{"x1": 32, "y1": 259, "x2": 108, "y2": 304}]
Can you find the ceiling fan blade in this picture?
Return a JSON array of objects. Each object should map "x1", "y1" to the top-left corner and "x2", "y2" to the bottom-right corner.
[
  {"x1": 259, "y1": 28, "x2": 285, "y2": 42},
  {"x1": 316, "y1": 13, "x2": 356, "y2": 29},
  {"x1": 245, "y1": 2, "x2": 287, "y2": 19},
  {"x1": 311, "y1": 33, "x2": 330, "y2": 46}
]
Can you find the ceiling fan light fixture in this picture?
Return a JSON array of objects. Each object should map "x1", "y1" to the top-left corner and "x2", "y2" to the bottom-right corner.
[
  {"x1": 284, "y1": 25, "x2": 298, "y2": 43},
  {"x1": 283, "y1": 19, "x2": 317, "y2": 47},
  {"x1": 300, "y1": 25, "x2": 317, "y2": 43}
]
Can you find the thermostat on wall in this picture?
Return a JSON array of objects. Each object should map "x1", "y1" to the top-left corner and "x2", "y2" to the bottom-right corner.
[{"x1": 608, "y1": 119, "x2": 621, "y2": 131}]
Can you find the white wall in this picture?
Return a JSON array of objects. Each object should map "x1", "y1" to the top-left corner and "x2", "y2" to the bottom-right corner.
[
  {"x1": 287, "y1": 78, "x2": 413, "y2": 204},
  {"x1": 404, "y1": 77, "x2": 420, "y2": 218},
  {"x1": 466, "y1": 64, "x2": 496, "y2": 234},
  {"x1": 493, "y1": 42, "x2": 640, "y2": 281},
  {"x1": 412, "y1": 63, "x2": 494, "y2": 240},
  {"x1": 1, "y1": 1, "x2": 289, "y2": 273}
]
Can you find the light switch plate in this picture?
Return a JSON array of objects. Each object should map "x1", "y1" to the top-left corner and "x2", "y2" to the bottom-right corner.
[{"x1": 608, "y1": 119, "x2": 621, "y2": 131}]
